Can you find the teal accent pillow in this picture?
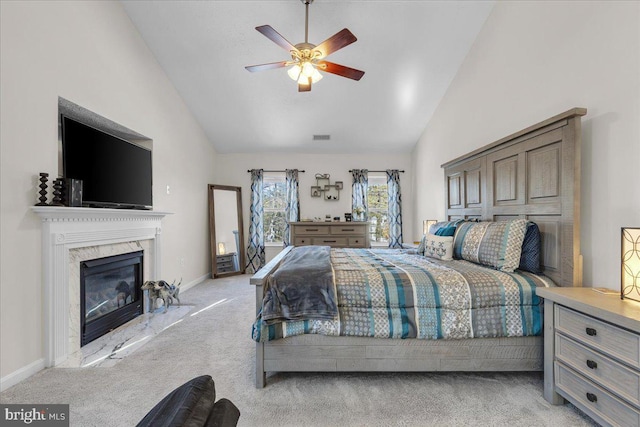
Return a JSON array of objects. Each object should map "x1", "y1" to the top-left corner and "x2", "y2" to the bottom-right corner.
[
  {"x1": 429, "y1": 219, "x2": 464, "y2": 235},
  {"x1": 435, "y1": 226, "x2": 456, "y2": 237}
]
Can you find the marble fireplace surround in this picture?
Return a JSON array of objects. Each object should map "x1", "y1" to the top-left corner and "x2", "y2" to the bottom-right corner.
[{"x1": 32, "y1": 207, "x2": 170, "y2": 367}]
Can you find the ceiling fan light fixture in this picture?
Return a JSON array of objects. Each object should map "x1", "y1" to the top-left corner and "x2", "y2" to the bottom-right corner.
[
  {"x1": 301, "y1": 61, "x2": 315, "y2": 78},
  {"x1": 311, "y1": 68, "x2": 323, "y2": 83},
  {"x1": 287, "y1": 64, "x2": 302, "y2": 81},
  {"x1": 245, "y1": 0, "x2": 364, "y2": 91},
  {"x1": 290, "y1": 61, "x2": 322, "y2": 84}
]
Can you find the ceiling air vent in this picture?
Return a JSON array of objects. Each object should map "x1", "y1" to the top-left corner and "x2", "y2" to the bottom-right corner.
[{"x1": 313, "y1": 135, "x2": 331, "y2": 141}]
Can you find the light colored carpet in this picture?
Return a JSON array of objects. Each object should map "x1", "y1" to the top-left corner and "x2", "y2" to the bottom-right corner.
[{"x1": 1, "y1": 274, "x2": 598, "y2": 426}]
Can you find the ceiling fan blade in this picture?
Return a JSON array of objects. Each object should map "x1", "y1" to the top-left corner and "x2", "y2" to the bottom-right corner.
[
  {"x1": 255, "y1": 25, "x2": 299, "y2": 53},
  {"x1": 318, "y1": 61, "x2": 365, "y2": 81},
  {"x1": 314, "y1": 28, "x2": 357, "y2": 58},
  {"x1": 298, "y1": 77, "x2": 312, "y2": 92},
  {"x1": 245, "y1": 61, "x2": 288, "y2": 73}
]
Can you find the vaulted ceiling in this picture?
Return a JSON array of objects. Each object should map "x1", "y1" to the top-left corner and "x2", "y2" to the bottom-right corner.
[{"x1": 121, "y1": 0, "x2": 494, "y2": 154}]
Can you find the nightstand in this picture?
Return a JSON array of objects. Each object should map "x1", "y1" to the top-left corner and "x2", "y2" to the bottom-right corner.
[
  {"x1": 216, "y1": 253, "x2": 236, "y2": 273},
  {"x1": 537, "y1": 287, "x2": 640, "y2": 427}
]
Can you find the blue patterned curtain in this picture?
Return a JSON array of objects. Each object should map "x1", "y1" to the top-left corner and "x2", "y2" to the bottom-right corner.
[
  {"x1": 351, "y1": 169, "x2": 368, "y2": 221},
  {"x1": 283, "y1": 169, "x2": 300, "y2": 247},
  {"x1": 386, "y1": 169, "x2": 403, "y2": 248},
  {"x1": 246, "y1": 169, "x2": 265, "y2": 273}
]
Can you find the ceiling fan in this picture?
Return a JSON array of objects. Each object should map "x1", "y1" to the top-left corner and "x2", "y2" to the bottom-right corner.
[{"x1": 245, "y1": 0, "x2": 365, "y2": 92}]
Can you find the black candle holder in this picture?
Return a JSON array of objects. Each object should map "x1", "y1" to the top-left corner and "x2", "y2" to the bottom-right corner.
[
  {"x1": 50, "y1": 178, "x2": 64, "y2": 206},
  {"x1": 35, "y1": 172, "x2": 49, "y2": 206}
]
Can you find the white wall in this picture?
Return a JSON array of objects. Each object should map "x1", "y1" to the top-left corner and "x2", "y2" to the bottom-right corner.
[
  {"x1": 411, "y1": 1, "x2": 640, "y2": 289},
  {"x1": 0, "y1": 1, "x2": 216, "y2": 381},
  {"x1": 215, "y1": 153, "x2": 413, "y2": 262}
]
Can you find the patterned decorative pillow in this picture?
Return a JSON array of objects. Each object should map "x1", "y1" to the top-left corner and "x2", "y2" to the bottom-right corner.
[
  {"x1": 453, "y1": 219, "x2": 528, "y2": 272},
  {"x1": 519, "y1": 222, "x2": 542, "y2": 273},
  {"x1": 423, "y1": 234, "x2": 454, "y2": 261}
]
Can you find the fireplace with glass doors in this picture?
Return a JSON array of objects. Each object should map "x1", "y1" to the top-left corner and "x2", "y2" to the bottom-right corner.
[{"x1": 80, "y1": 251, "x2": 144, "y2": 345}]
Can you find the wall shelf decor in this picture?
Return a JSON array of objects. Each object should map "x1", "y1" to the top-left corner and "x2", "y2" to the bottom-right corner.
[{"x1": 311, "y1": 174, "x2": 341, "y2": 201}]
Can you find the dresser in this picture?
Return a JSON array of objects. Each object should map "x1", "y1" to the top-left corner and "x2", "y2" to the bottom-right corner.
[
  {"x1": 289, "y1": 222, "x2": 370, "y2": 248},
  {"x1": 537, "y1": 287, "x2": 640, "y2": 427}
]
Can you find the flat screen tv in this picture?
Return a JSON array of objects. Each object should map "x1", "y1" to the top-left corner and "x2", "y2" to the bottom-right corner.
[{"x1": 62, "y1": 116, "x2": 152, "y2": 209}]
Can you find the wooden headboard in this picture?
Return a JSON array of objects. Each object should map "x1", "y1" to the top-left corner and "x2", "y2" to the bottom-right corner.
[{"x1": 441, "y1": 108, "x2": 586, "y2": 287}]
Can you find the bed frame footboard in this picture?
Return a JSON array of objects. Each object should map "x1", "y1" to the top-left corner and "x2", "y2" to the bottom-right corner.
[{"x1": 250, "y1": 246, "x2": 292, "y2": 388}]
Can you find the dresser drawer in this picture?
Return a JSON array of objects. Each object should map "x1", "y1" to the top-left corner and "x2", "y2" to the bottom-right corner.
[
  {"x1": 348, "y1": 237, "x2": 367, "y2": 247},
  {"x1": 217, "y1": 260, "x2": 233, "y2": 267},
  {"x1": 330, "y1": 225, "x2": 366, "y2": 235},
  {"x1": 312, "y1": 237, "x2": 348, "y2": 247},
  {"x1": 555, "y1": 305, "x2": 640, "y2": 368},
  {"x1": 555, "y1": 362, "x2": 640, "y2": 427},
  {"x1": 293, "y1": 225, "x2": 327, "y2": 235},
  {"x1": 556, "y1": 333, "x2": 640, "y2": 406},
  {"x1": 294, "y1": 237, "x2": 312, "y2": 246}
]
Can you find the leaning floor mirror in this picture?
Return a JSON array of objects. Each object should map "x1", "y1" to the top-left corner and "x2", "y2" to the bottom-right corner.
[{"x1": 208, "y1": 184, "x2": 245, "y2": 278}]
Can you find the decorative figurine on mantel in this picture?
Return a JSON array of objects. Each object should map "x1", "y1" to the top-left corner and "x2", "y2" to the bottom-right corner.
[
  {"x1": 35, "y1": 172, "x2": 49, "y2": 206},
  {"x1": 50, "y1": 178, "x2": 65, "y2": 206}
]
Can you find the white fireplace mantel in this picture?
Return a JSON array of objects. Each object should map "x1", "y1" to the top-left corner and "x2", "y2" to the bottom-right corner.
[{"x1": 32, "y1": 206, "x2": 171, "y2": 367}]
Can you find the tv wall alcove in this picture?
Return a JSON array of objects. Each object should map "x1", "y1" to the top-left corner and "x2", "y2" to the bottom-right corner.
[{"x1": 58, "y1": 97, "x2": 153, "y2": 209}]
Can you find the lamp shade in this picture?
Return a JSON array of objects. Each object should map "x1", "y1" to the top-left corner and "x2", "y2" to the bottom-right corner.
[
  {"x1": 423, "y1": 220, "x2": 437, "y2": 235},
  {"x1": 621, "y1": 227, "x2": 640, "y2": 301},
  {"x1": 287, "y1": 65, "x2": 301, "y2": 81},
  {"x1": 218, "y1": 242, "x2": 226, "y2": 255}
]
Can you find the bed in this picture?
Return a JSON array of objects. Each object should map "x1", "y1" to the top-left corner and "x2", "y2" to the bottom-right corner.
[{"x1": 250, "y1": 108, "x2": 586, "y2": 388}]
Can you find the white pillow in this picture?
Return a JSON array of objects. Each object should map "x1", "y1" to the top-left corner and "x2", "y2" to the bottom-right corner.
[
  {"x1": 423, "y1": 234, "x2": 454, "y2": 261},
  {"x1": 417, "y1": 234, "x2": 427, "y2": 255}
]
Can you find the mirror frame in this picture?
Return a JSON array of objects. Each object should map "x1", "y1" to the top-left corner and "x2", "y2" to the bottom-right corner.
[{"x1": 208, "y1": 184, "x2": 245, "y2": 278}]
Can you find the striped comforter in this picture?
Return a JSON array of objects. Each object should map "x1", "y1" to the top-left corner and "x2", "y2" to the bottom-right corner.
[{"x1": 252, "y1": 248, "x2": 549, "y2": 342}]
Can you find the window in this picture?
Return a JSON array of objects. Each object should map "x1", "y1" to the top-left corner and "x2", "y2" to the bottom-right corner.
[
  {"x1": 367, "y1": 174, "x2": 388, "y2": 244},
  {"x1": 263, "y1": 173, "x2": 286, "y2": 244}
]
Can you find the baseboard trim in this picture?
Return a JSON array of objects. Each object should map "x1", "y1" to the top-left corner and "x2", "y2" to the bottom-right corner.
[
  {"x1": 180, "y1": 272, "x2": 211, "y2": 293},
  {"x1": 0, "y1": 358, "x2": 46, "y2": 392}
]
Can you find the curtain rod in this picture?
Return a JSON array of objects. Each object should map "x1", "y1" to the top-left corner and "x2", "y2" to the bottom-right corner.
[
  {"x1": 246, "y1": 169, "x2": 306, "y2": 173},
  {"x1": 348, "y1": 170, "x2": 405, "y2": 173}
]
